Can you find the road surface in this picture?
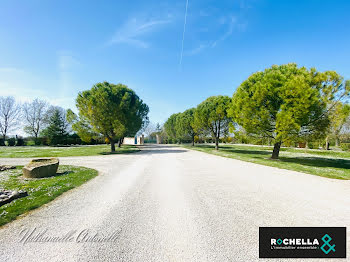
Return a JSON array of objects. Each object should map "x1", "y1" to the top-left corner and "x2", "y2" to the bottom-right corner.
[{"x1": 0, "y1": 145, "x2": 349, "y2": 261}]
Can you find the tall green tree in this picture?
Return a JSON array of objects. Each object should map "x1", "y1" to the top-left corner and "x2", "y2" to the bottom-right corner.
[
  {"x1": 329, "y1": 101, "x2": 350, "y2": 147},
  {"x1": 194, "y1": 96, "x2": 232, "y2": 150},
  {"x1": 176, "y1": 108, "x2": 196, "y2": 146},
  {"x1": 164, "y1": 113, "x2": 180, "y2": 143},
  {"x1": 228, "y1": 63, "x2": 350, "y2": 159},
  {"x1": 41, "y1": 106, "x2": 69, "y2": 145},
  {"x1": 76, "y1": 82, "x2": 149, "y2": 152}
]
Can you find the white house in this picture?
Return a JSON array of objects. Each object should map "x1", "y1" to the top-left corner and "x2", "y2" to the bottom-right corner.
[{"x1": 123, "y1": 135, "x2": 144, "y2": 145}]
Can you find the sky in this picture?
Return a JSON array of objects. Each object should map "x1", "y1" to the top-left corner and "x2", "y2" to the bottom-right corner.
[{"x1": 1, "y1": 0, "x2": 350, "y2": 131}]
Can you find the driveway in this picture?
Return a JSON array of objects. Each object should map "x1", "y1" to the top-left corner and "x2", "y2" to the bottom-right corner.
[{"x1": 0, "y1": 145, "x2": 349, "y2": 261}]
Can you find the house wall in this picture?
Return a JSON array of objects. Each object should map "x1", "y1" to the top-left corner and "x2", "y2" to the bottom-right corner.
[
  {"x1": 123, "y1": 135, "x2": 144, "y2": 145},
  {"x1": 123, "y1": 137, "x2": 135, "y2": 145}
]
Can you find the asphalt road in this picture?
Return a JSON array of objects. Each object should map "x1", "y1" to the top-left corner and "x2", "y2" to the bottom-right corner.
[{"x1": 0, "y1": 145, "x2": 349, "y2": 262}]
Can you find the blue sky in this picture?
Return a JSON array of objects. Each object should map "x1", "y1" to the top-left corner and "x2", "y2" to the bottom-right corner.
[{"x1": 1, "y1": 0, "x2": 350, "y2": 127}]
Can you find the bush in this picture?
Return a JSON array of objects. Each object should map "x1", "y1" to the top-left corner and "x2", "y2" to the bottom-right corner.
[
  {"x1": 307, "y1": 142, "x2": 315, "y2": 149},
  {"x1": 25, "y1": 140, "x2": 35, "y2": 146},
  {"x1": 67, "y1": 134, "x2": 81, "y2": 145},
  {"x1": 7, "y1": 138, "x2": 16, "y2": 146},
  {"x1": 35, "y1": 138, "x2": 43, "y2": 145},
  {"x1": 40, "y1": 137, "x2": 49, "y2": 146},
  {"x1": 340, "y1": 143, "x2": 350, "y2": 151},
  {"x1": 0, "y1": 139, "x2": 5, "y2": 146},
  {"x1": 16, "y1": 137, "x2": 25, "y2": 146}
]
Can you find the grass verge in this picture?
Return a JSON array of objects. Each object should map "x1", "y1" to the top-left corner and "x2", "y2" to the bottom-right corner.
[
  {"x1": 183, "y1": 144, "x2": 350, "y2": 180},
  {"x1": 0, "y1": 144, "x2": 139, "y2": 158},
  {"x1": 0, "y1": 165, "x2": 98, "y2": 226}
]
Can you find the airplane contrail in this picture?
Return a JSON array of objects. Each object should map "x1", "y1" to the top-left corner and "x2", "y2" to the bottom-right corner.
[{"x1": 179, "y1": 0, "x2": 189, "y2": 69}]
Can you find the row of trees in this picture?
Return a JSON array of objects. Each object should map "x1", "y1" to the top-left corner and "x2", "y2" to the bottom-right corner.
[
  {"x1": 164, "y1": 63, "x2": 350, "y2": 159},
  {"x1": 164, "y1": 96, "x2": 232, "y2": 150},
  {"x1": 0, "y1": 82, "x2": 149, "y2": 150},
  {"x1": 0, "y1": 96, "x2": 73, "y2": 145}
]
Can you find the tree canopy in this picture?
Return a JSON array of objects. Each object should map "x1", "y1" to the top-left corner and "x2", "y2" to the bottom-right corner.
[
  {"x1": 75, "y1": 82, "x2": 149, "y2": 152},
  {"x1": 164, "y1": 113, "x2": 180, "y2": 143},
  {"x1": 66, "y1": 109, "x2": 99, "y2": 143},
  {"x1": 41, "y1": 106, "x2": 69, "y2": 145},
  {"x1": 329, "y1": 101, "x2": 350, "y2": 146},
  {"x1": 194, "y1": 95, "x2": 232, "y2": 150},
  {"x1": 228, "y1": 63, "x2": 350, "y2": 158},
  {"x1": 175, "y1": 108, "x2": 196, "y2": 146}
]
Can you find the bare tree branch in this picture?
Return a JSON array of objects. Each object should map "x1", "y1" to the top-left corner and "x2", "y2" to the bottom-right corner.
[
  {"x1": 0, "y1": 96, "x2": 21, "y2": 140},
  {"x1": 23, "y1": 99, "x2": 49, "y2": 138}
]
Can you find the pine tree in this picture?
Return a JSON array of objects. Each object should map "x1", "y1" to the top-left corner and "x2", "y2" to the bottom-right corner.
[{"x1": 41, "y1": 107, "x2": 69, "y2": 145}]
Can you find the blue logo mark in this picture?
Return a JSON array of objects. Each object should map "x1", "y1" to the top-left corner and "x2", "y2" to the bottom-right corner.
[{"x1": 320, "y1": 234, "x2": 336, "y2": 254}]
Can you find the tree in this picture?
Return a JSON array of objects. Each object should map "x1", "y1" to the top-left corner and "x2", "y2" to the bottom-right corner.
[
  {"x1": 66, "y1": 109, "x2": 99, "y2": 143},
  {"x1": 141, "y1": 122, "x2": 156, "y2": 138},
  {"x1": 329, "y1": 101, "x2": 350, "y2": 147},
  {"x1": 176, "y1": 108, "x2": 196, "y2": 146},
  {"x1": 23, "y1": 99, "x2": 48, "y2": 141},
  {"x1": 155, "y1": 122, "x2": 162, "y2": 133},
  {"x1": 228, "y1": 63, "x2": 350, "y2": 159},
  {"x1": 76, "y1": 82, "x2": 149, "y2": 152},
  {"x1": 41, "y1": 106, "x2": 69, "y2": 145},
  {"x1": 0, "y1": 96, "x2": 21, "y2": 141},
  {"x1": 193, "y1": 96, "x2": 232, "y2": 150},
  {"x1": 164, "y1": 113, "x2": 180, "y2": 143}
]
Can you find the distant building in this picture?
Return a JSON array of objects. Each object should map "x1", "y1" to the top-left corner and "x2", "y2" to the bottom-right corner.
[
  {"x1": 123, "y1": 135, "x2": 144, "y2": 145},
  {"x1": 156, "y1": 134, "x2": 162, "y2": 144}
]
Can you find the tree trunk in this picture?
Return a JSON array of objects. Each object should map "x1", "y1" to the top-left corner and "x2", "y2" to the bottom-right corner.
[
  {"x1": 192, "y1": 135, "x2": 194, "y2": 146},
  {"x1": 110, "y1": 140, "x2": 116, "y2": 152},
  {"x1": 271, "y1": 141, "x2": 281, "y2": 159},
  {"x1": 325, "y1": 136, "x2": 330, "y2": 150},
  {"x1": 335, "y1": 136, "x2": 340, "y2": 147},
  {"x1": 215, "y1": 137, "x2": 219, "y2": 150}
]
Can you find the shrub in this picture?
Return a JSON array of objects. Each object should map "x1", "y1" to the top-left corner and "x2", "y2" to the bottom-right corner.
[
  {"x1": 307, "y1": 142, "x2": 315, "y2": 149},
  {"x1": 340, "y1": 143, "x2": 350, "y2": 151},
  {"x1": 26, "y1": 140, "x2": 35, "y2": 146},
  {"x1": 0, "y1": 139, "x2": 5, "y2": 146},
  {"x1": 41, "y1": 137, "x2": 49, "y2": 146},
  {"x1": 16, "y1": 137, "x2": 25, "y2": 146},
  {"x1": 7, "y1": 138, "x2": 16, "y2": 146}
]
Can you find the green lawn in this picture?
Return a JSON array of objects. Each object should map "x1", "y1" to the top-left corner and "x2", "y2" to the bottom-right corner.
[
  {"x1": 0, "y1": 165, "x2": 98, "y2": 226},
  {"x1": 0, "y1": 144, "x2": 139, "y2": 158},
  {"x1": 183, "y1": 144, "x2": 350, "y2": 180}
]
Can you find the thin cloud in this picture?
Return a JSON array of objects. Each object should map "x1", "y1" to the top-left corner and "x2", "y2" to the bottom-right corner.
[
  {"x1": 107, "y1": 18, "x2": 171, "y2": 48},
  {"x1": 212, "y1": 16, "x2": 237, "y2": 47},
  {"x1": 185, "y1": 44, "x2": 207, "y2": 56},
  {"x1": 184, "y1": 15, "x2": 239, "y2": 56}
]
